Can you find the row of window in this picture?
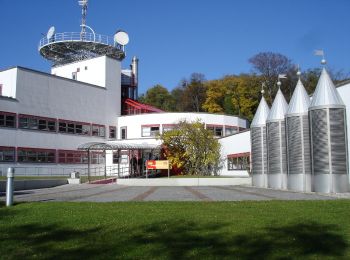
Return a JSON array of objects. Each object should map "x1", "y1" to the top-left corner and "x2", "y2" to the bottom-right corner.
[
  {"x1": 227, "y1": 153, "x2": 250, "y2": 171},
  {"x1": 0, "y1": 111, "x2": 116, "y2": 138},
  {"x1": 139, "y1": 124, "x2": 242, "y2": 138},
  {"x1": 0, "y1": 147, "x2": 104, "y2": 164}
]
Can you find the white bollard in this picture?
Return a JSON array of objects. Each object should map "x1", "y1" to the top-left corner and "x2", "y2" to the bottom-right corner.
[{"x1": 6, "y1": 167, "x2": 14, "y2": 207}]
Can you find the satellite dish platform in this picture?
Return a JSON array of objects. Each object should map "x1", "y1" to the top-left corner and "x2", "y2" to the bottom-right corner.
[{"x1": 38, "y1": 0, "x2": 128, "y2": 67}]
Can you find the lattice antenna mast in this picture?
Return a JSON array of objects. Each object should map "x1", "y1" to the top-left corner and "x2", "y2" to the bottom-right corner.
[{"x1": 79, "y1": 0, "x2": 88, "y2": 37}]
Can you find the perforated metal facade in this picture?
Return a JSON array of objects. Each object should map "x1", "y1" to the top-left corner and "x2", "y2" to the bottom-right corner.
[
  {"x1": 267, "y1": 121, "x2": 287, "y2": 189},
  {"x1": 251, "y1": 126, "x2": 267, "y2": 187},
  {"x1": 286, "y1": 115, "x2": 311, "y2": 191}
]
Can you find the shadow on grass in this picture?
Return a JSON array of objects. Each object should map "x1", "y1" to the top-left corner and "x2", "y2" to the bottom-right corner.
[{"x1": 0, "y1": 220, "x2": 348, "y2": 259}]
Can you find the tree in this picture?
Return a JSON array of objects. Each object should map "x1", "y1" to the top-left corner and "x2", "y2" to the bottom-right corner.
[
  {"x1": 202, "y1": 79, "x2": 227, "y2": 113},
  {"x1": 249, "y1": 52, "x2": 294, "y2": 103},
  {"x1": 182, "y1": 73, "x2": 207, "y2": 112},
  {"x1": 230, "y1": 74, "x2": 260, "y2": 121},
  {"x1": 160, "y1": 120, "x2": 222, "y2": 176},
  {"x1": 138, "y1": 84, "x2": 174, "y2": 111}
]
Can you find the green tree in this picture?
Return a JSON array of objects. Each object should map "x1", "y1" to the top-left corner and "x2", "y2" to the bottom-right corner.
[
  {"x1": 139, "y1": 84, "x2": 174, "y2": 111},
  {"x1": 160, "y1": 120, "x2": 222, "y2": 176},
  {"x1": 202, "y1": 79, "x2": 227, "y2": 113},
  {"x1": 169, "y1": 73, "x2": 207, "y2": 112}
]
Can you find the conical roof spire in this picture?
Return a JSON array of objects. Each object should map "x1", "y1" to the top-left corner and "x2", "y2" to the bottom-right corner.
[
  {"x1": 267, "y1": 89, "x2": 288, "y2": 121},
  {"x1": 287, "y1": 79, "x2": 310, "y2": 116},
  {"x1": 251, "y1": 96, "x2": 270, "y2": 127},
  {"x1": 310, "y1": 68, "x2": 344, "y2": 108}
]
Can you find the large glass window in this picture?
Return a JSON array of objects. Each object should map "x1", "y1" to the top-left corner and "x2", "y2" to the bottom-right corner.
[
  {"x1": 17, "y1": 148, "x2": 56, "y2": 163},
  {"x1": 225, "y1": 126, "x2": 238, "y2": 136},
  {"x1": 58, "y1": 150, "x2": 87, "y2": 164},
  {"x1": 91, "y1": 152, "x2": 104, "y2": 164},
  {"x1": 141, "y1": 125, "x2": 160, "y2": 137},
  {"x1": 58, "y1": 120, "x2": 90, "y2": 135},
  {"x1": 0, "y1": 147, "x2": 15, "y2": 162},
  {"x1": 92, "y1": 124, "x2": 106, "y2": 137},
  {"x1": 19, "y1": 114, "x2": 56, "y2": 132},
  {"x1": 0, "y1": 111, "x2": 16, "y2": 128},
  {"x1": 109, "y1": 126, "x2": 116, "y2": 139},
  {"x1": 112, "y1": 151, "x2": 120, "y2": 164},
  {"x1": 227, "y1": 153, "x2": 250, "y2": 171},
  {"x1": 206, "y1": 125, "x2": 223, "y2": 137}
]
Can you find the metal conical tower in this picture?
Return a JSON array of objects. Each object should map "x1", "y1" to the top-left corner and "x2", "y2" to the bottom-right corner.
[
  {"x1": 309, "y1": 67, "x2": 349, "y2": 193},
  {"x1": 267, "y1": 88, "x2": 289, "y2": 189},
  {"x1": 286, "y1": 78, "x2": 311, "y2": 192},
  {"x1": 251, "y1": 95, "x2": 270, "y2": 187}
]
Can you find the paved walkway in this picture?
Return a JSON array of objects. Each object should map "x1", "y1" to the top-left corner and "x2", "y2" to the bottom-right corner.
[{"x1": 0, "y1": 184, "x2": 346, "y2": 202}]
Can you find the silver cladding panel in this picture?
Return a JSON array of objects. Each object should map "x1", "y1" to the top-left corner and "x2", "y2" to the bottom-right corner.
[
  {"x1": 267, "y1": 120, "x2": 287, "y2": 189},
  {"x1": 251, "y1": 126, "x2": 267, "y2": 187},
  {"x1": 329, "y1": 109, "x2": 347, "y2": 175},
  {"x1": 286, "y1": 115, "x2": 311, "y2": 191},
  {"x1": 310, "y1": 108, "x2": 349, "y2": 192},
  {"x1": 310, "y1": 109, "x2": 329, "y2": 175}
]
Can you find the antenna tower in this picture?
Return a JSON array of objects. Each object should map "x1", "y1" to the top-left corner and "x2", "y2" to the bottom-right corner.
[{"x1": 79, "y1": 0, "x2": 88, "y2": 38}]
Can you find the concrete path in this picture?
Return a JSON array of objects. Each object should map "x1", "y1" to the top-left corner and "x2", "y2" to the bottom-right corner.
[{"x1": 0, "y1": 184, "x2": 346, "y2": 202}]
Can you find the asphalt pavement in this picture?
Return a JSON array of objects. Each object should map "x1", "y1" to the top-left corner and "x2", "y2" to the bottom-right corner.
[{"x1": 1, "y1": 184, "x2": 346, "y2": 202}]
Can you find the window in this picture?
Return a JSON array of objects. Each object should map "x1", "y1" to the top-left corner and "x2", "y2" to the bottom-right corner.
[
  {"x1": 120, "y1": 127, "x2": 127, "y2": 139},
  {"x1": 72, "y1": 72, "x2": 77, "y2": 80},
  {"x1": 227, "y1": 153, "x2": 250, "y2": 171},
  {"x1": 58, "y1": 120, "x2": 90, "y2": 135},
  {"x1": 113, "y1": 151, "x2": 120, "y2": 164},
  {"x1": 58, "y1": 150, "x2": 87, "y2": 164},
  {"x1": 77, "y1": 68, "x2": 80, "y2": 72},
  {"x1": 141, "y1": 125, "x2": 160, "y2": 137},
  {"x1": 17, "y1": 148, "x2": 56, "y2": 163},
  {"x1": 85, "y1": 66, "x2": 88, "y2": 70},
  {"x1": 19, "y1": 114, "x2": 56, "y2": 132},
  {"x1": 92, "y1": 124, "x2": 106, "y2": 137},
  {"x1": 206, "y1": 124, "x2": 223, "y2": 137},
  {"x1": 109, "y1": 126, "x2": 116, "y2": 139},
  {"x1": 0, "y1": 84, "x2": 2, "y2": 96},
  {"x1": 0, "y1": 146, "x2": 15, "y2": 162},
  {"x1": 162, "y1": 124, "x2": 177, "y2": 132},
  {"x1": 225, "y1": 126, "x2": 238, "y2": 136},
  {"x1": 91, "y1": 152, "x2": 104, "y2": 164},
  {"x1": 0, "y1": 111, "x2": 16, "y2": 128}
]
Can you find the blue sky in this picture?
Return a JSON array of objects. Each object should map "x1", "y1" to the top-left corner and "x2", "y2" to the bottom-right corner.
[{"x1": 0, "y1": 0, "x2": 349, "y2": 94}]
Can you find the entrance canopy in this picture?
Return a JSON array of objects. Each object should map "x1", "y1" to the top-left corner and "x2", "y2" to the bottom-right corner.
[{"x1": 78, "y1": 141, "x2": 160, "y2": 151}]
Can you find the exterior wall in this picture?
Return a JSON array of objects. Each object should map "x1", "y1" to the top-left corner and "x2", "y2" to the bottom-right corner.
[
  {"x1": 0, "y1": 68, "x2": 17, "y2": 98},
  {"x1": 0, "y1": 65, "x2": 121, "y2": 171},
  {"x1": 117, "y1": 112, "x2": 248, "y2": 139},
  {"x1": 336, "y1": 83, "x2": 350, "y2": 160},
  {"x1": 52, "y1": 56, "x2": 108, "y2": 87},
  {"x1": 219, "y1": 130, "x2": 251, "y2": 177}
]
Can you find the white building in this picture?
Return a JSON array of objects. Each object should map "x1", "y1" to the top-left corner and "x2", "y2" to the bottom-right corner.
[{"x1": 0, "y1": 29, "x2": 250, "y2": 177}]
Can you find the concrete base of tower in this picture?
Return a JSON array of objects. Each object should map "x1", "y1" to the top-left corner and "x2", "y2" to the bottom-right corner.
[
  {"x1": 287, "y1": 174, "x2": 312, "y2": 192},
  {"x1": 267, "y1": 173, "x2": 287, "y2": 190},
  {"x1": 313, "y1": 174, "x2": 349, "y2": 193},
  {"x1": 252, "y1": 173, "x2": 267, "y2": 188}
]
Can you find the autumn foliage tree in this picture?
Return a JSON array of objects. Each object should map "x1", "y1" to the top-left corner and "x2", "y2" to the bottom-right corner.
[{"x1": 160, "y1": 120, "x2": 222, "y2": 176}]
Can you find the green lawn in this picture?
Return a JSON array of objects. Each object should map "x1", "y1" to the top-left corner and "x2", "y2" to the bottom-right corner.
[{"x1": 0, "y1": 200, "x2": 350, "y2": 259}]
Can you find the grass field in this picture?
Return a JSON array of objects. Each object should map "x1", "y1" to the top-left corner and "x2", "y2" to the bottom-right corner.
[{"x1": 1, "y1": 200, "x2": 350, "y2": 259}]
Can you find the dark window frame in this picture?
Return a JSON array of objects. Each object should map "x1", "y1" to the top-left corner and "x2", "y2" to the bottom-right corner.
[
  {"x1": 0, "y1": 111, "x2": 16, "y2": 128},
  {"x1": 0, "y1": 146, "x2": 15, "y2": 162},
  {"x1": 17, "y1": 147, "x2": 56, "y2": 164},
  {"x1": 18, "y1": 114, "x2": 57, "y2": 132}
]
